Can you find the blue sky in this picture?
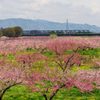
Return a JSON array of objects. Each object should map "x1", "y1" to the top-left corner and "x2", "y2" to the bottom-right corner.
[{"x1": 0, "y1": 0, "x2": 100, "y2": 26}]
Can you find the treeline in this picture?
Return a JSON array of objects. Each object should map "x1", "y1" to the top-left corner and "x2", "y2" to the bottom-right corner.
[
  {"x1": 47, "y1": 31, "x2": 93, "y2": 34},
  {"x1": 22, "y1": 30, "x2": 94, "y2": 36},
  {"x1": 0, "y1": 26, "x2": 23, "y2": 37},
  {"x1": 22, "y1": 30, "x2": 100, "y2": 36},
  {"x1": 23, "y1": 33, "x2": 100, "y2": 36}
]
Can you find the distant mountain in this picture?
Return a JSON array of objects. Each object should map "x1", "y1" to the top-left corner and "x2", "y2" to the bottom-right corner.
[{"x1": 0, "y1": 18, "x2": 100, "y2": 32}]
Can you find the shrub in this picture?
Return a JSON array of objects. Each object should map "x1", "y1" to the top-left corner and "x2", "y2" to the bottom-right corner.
[
  {"x1": 50, "y1": 34, "x2": 58, "y2": 39},
  {"x1": 5, "y1": 27, "x2": 15, "y2": 37},
  {"x1": 0, "y1": 30, "x2": 3, "y2": 37},
  {"x1": 14, "y1": 26, "x2": 23, "y2": 37}
]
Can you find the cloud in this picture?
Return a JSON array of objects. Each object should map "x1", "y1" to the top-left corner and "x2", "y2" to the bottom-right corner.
[{"x1": 0, "y1": 0, "x2": 100, "y2": 26}]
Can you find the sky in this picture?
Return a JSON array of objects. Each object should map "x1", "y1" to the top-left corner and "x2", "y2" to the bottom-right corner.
[{"x1": 0, "y1": 0, "x2": 100, "y2": 26}]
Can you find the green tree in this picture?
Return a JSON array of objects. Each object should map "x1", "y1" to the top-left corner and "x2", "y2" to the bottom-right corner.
[
  {"x1": 0, "y1": 30, "x2": 3, "y2": 38},
  {"x1": 14, "y1": 26, "x2": 23, "y2": 37},
  {"x1": 5, "y1": 27, "x2": 15, "y2": 37},
  {"x1": 48, "y1": 31, "x2": 56, "y2": 34}
]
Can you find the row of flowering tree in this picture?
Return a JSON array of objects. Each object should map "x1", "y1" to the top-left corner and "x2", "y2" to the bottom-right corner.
[
  {"x1": 23, "y1": 38, "x2": 100, "y2": 99},
  {"x1": 0, "y1": 37, "x2": 99, "y2": 100},
  {"x1": 25, "y1": 64, "x2": 100, "y2": 100},
  {"x1": 0, "y1": 36, "x2": 99, "y2": 54},
  {"x1": 0, "y1": 63, "x2": 100, "y2": 100}
]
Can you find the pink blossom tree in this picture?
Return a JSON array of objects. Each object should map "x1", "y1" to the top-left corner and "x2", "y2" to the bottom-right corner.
[
  {"x1": 25, "y1": 66, "x2": 100, "y2": 99},
  {"x1": 15, "y1": 53, "x2": 48, "y2": 67},
  {"x1": 25, "y1": 67, "x2": 74, "y2": 100},
  {"x1": 46, "y1": 39, "x2": 97, "y2": 55},
  {"x1": 73, "y1": 69, "x2": 100, "y2": 94},
  {"x1": 46, "y1": 40, "x2": 89, "y2": 72},
  {"x1": 0, "y1": 65, "x2": 26, "y2": 100},
  {"x1": 53, "y1": 53, "x2": 86, "y2": 72}
]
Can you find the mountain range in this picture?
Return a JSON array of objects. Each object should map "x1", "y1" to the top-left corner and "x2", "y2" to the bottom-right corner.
[{"x1": 0, "y1": 18, "x2": 100, "y2": 32}]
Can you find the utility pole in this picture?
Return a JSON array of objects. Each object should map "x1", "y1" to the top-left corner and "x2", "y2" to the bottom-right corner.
[{"x1": 66, "y1": 19, "x2": 69, "y2": 34}]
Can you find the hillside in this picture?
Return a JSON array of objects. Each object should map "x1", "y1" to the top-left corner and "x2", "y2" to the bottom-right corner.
[{"x1": 0, "y1": 18, "x2": 100, "y2": 32}]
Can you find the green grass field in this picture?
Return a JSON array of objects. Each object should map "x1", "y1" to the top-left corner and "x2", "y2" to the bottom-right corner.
[{"x1": 3, "y1": 85, "x2": 100, "y2": 100}]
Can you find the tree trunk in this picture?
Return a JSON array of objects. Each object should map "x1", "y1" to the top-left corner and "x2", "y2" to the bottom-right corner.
[
  {"x1": 0, "y1": 90, "x2": 6, "y2": 100},
  {"x1": 0, "y1": 82, "x2": 22, "y2": 100},
  {"x1": 43, "y1": 94, "x2": 48, "y2": 100},
  {"x1": 0, "y1": 96, "x2": 2, "y2": 100},
  {"x1": 49, "y1": 84, "x2": 65, "y2": 100}
]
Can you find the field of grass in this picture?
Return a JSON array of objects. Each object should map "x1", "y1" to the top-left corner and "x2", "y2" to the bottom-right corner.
[{"x1": 3, "y1": 85, "x2": 100, "y2": 100}]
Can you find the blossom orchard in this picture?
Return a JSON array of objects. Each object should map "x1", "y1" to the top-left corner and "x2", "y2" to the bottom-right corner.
[
  {"x1": 25, "y1": 61, "x2": 100, "y2": 100},
  {"x1": 45, "y1": 39, "x2": 95, "y2": 72},
  {"x1": 26, "y1": 65, "x2": 100, "y2": 100},
  {"x1": 0, "y1": 36, "x2": 99, "y2": 54},
  {"x1": 25, "y1": 37, "x2": 100, "y2": 100},
  {"x1": 0, "y1": 37, "x2": 99, "y2": 100}
]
